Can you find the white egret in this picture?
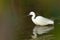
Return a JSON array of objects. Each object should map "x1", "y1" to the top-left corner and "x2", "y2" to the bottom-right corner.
[{"x1": 28, "y1": 11, "x2": 54, "y2": 26}]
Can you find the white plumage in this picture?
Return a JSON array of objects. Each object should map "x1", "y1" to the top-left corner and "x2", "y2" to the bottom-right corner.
[{"x1": 29, "y1": 11, "x2": 54, "y2": 26}]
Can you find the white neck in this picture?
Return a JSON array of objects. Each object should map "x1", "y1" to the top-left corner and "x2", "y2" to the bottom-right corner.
[{"x1": 31, "y1": 13, "x2": 36, "y2": 20}]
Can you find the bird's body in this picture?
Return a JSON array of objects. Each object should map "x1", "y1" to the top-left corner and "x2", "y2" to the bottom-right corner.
[{"x1": 29, "y1": 11, "x2": 54, "y2": 26}]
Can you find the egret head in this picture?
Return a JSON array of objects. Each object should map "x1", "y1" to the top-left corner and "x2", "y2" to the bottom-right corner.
[{"x1": 28, "y1": 11, "x2": 35, "y2": 16}]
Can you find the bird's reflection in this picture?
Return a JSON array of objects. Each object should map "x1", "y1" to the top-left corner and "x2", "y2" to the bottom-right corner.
[{"x1": 32, "y1": 25, "x2": 54, "y2": 39}]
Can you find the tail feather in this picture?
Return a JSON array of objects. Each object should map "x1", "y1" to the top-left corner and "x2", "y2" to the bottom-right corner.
[{"x1": 48, "y1": 21, "x2": 54, "y2": 24}]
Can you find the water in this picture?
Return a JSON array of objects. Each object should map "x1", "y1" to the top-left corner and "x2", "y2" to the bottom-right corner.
[{"x1": 0, "y1": 0, "x2": 60, "y2": 40}]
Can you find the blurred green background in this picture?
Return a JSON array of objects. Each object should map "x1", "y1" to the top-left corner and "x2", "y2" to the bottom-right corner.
[{"x1": 0, "y1": 0, "x2": 60, "y2": 40}]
